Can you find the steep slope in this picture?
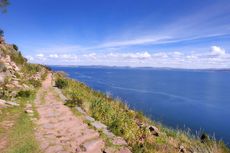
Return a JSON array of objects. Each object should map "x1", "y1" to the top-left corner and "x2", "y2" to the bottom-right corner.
[{"x1": 0, "y1": 43, "x2": 48, "y2": 102}]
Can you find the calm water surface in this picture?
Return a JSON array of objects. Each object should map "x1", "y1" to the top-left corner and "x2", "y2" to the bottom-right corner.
[{"x1": 51, "y1": 66, "x2": 230, "y2": 144}]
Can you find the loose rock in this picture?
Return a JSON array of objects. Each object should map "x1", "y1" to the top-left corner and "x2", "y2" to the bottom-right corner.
[
  {"x1": 148, "y1": 125, "x2": 160, "y2": 136},
  {"x1": 179, "y1": 145, "x2": 186, "y2": 153}
]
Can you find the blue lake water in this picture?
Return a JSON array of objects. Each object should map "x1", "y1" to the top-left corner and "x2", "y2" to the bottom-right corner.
[{"x1": 51, "y1": 66, "x2": 230, "y2": 145}]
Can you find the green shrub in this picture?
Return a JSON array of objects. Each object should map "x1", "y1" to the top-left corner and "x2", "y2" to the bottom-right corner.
[
  {"x1": 28, "y1": 79, "x2": 41, "y2": 88},
  {"x1": 12, "y1": 44, "x2": 18, "y2": 51},
  {"x1": 64, "y1": 92, "x2": 83, "y2": 107},
  {"x1": 16, "y1": 90, "x2": 32, "y2": 98},
  {"x1": 0, "y1": 29, "x2": 4, "y2": 37},
  {"x1": 55, "y1": 78, "x2": 68, "y2": 89}
]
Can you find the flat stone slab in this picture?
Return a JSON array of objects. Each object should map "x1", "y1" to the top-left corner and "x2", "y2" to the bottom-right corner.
[
  {"x1": 5, "y1": 101, "x2": 19, "y2": 106},
  {"x1": 112, "y1": 137, "x2": 128, "y2": 146},
  {"x1": 80, "y1": 138, "x2": 104, "y2": 152},
  {"x1": 91, "y1": 121, "x2": 107, "y2": 130},
  {"x1": 103, "y1": 129, "x2": 115, "y2": 139},
  {"x1": 53, "y1": 87, "x2": 68, "y2": 102},
  {"x1": 85, "y1": 116, "x2": 95, "y2": 122},
  {"x1": 0, "y1": 99, "x2": 19, "y2": 107},
  {"x1": 76, "y1": 107, "x2": 87, "y2": 115}
]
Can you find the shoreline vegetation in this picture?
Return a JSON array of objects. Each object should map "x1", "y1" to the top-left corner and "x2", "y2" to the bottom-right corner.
[{"x1": 54, "y1": 72, "x2": 230, "y2": 153}]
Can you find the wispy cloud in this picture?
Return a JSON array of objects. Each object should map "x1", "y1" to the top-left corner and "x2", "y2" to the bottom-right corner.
[{"x1": 94, "y1": 2, "x2": 230, "y2": 49}]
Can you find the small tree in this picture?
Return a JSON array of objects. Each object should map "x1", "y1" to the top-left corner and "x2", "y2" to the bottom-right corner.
[
  {"x1": 0, "y1": 29, "x2": 4, "y2": 43},
  {"x1": 0, "y1": 0, "x2": 10, "y2": 13},
  {"x1": 55, "y1": 78, "x2": 68, "y2": 89},
  {"x1": 0, "y1": 29, "x2": 3, "y2": 37},
  {"x1": 12, "y1": 44, "x2": 18, "y2": 50}
]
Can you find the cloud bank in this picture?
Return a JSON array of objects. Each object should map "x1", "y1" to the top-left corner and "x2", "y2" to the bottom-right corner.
[{"x1": 26, "y1": 46, "x2": 230, "y2": 69}]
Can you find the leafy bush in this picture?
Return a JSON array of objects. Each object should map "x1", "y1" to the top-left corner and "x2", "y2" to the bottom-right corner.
[
  {"x1": 0, "y1": 29, "x2": 3, "y2": 37},
  {"x1": 28, "y1": 79, "x2": 41, "y2": 88},
  {"x1": 16, "y1": 90, "x2": 32, "y2": 98},
  {"x1": 64, "y1": 93, "x2": 83, "y2": 107},
  {"x1": 12, "y1": 44, "x2": 18, "y2": 51},
  {"x1": 55, "y1": 78, "x2": 68, "y2": 89}
]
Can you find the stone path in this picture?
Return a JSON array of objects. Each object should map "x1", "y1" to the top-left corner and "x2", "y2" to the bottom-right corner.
[{"x1": 34, "y1": 73, "x2": 105, "y2": 153}]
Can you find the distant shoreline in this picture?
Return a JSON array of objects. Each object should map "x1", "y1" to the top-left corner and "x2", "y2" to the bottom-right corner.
[{"x1": 47, "y1": 65, "x2": 230, "y2": 72}]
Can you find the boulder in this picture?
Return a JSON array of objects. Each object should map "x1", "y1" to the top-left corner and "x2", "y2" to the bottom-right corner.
[
  {"x1": 148, "y1": 125, "x2": 160, "y2": 136},
  {"x1": 179, "y1": 145, "x2": 186, "y2": 153},
  {"x1": 200, "y1": 133, "x2": 209, "y2": 143}
]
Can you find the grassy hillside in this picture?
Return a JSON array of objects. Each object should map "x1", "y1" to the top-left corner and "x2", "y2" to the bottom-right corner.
[
  {"x1": 54, "y1": 72, "x2": 230, "y2": 153},
  {"x1": 0, "y1": 43, "x2": 48, "y2": 152},
  {"x1": 0, "y1": 43, "x2": 48, "y2": 100}
]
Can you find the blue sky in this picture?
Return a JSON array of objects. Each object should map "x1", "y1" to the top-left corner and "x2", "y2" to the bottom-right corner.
[{"x1": 1, "y1": 0, "x2": 230, "y2": 68}]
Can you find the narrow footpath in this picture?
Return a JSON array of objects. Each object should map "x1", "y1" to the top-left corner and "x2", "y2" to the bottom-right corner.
[{"x1": 34, "y1": 73, "x2": 105, "y2": 153}]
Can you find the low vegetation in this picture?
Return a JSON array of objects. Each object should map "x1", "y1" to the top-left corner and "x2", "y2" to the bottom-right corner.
[
  {"x1": 54, "y1": 72, "x2": 230, "y2": 153},
  {"x1": 55, "y1": 78, "x2": 68, "y2": 89},
  {"x1": 28, "y1": 79, "x2": 41, "y2": 88},
  {"x1": 0, "y1": 93, "x2": 41, "y2": 153},
  {"x1": 16, "y1": 90, "x2": 34, "y2": 98}
]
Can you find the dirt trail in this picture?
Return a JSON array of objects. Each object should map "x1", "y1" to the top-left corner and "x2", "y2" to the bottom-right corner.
[{"x1": 34, "y1": 73, "x2": 105, "y2": 153}]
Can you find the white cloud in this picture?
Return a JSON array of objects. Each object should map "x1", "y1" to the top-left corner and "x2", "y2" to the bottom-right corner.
[
  {"x1": 211, "y1": 46, "x2": 226, "y2": 56},
  {"x1": 83, "y1": 53, "x2": 97, "y2": 60},
  {"x1": 26, "y1": 46, "x2": 230, "y2": 69},
  {"x1": 35, "y1": 53, "x2": 46, "y2": 61},
  {"x1": 49, "y1": 54, "x2": 59, "y2": 58},
  {"x1": 36, "y1": 53, "x2": 44, "y2": 57},
  {"x1": 106, "y1": 52, "x2": 151, "y2": 60}
]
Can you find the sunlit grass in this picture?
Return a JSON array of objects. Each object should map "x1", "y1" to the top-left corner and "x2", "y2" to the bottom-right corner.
[{"x1": 2, "y1": 96, "x2": 41, "y2": 153}]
